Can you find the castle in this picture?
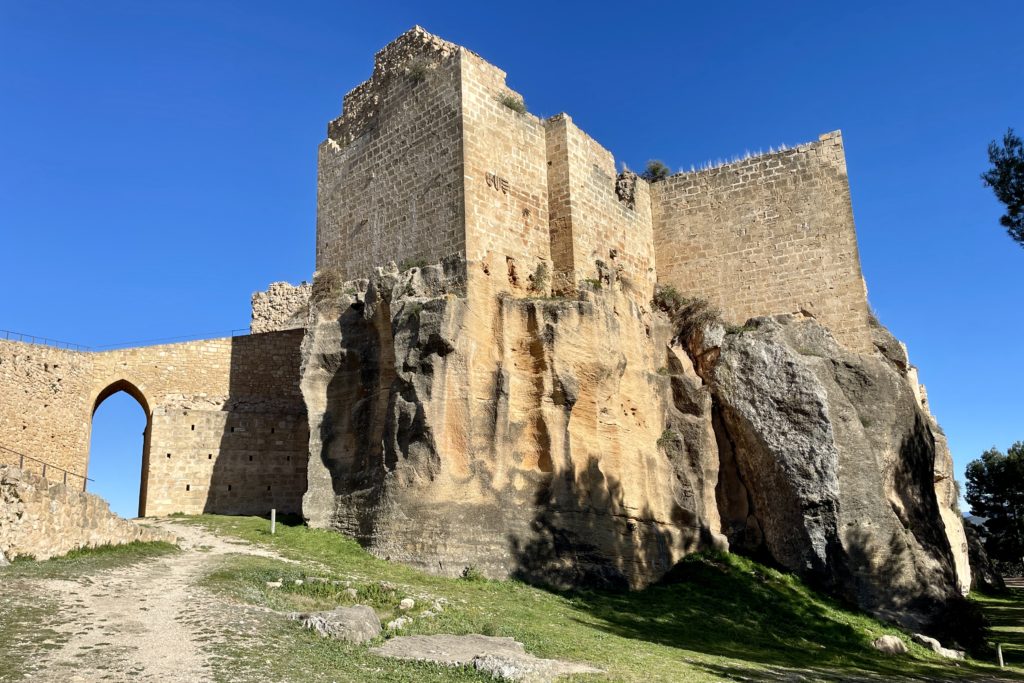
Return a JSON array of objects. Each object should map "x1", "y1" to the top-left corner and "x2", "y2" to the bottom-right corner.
[
  {"x1": 314, "y1": 27, "x2": 872, "y2": 353},
  {"x1": 0, "y1": 29, "x2": 968, "y2": 618}
]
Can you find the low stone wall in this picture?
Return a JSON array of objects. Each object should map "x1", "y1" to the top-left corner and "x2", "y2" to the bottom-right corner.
[{"x1": 0, "y1": 465, "x2": 177, "y2": 562}]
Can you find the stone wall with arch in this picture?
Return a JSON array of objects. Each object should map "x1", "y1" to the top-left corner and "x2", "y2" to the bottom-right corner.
[{"x1": 0, "y1": 331, "x2": 307, "y2": 517}]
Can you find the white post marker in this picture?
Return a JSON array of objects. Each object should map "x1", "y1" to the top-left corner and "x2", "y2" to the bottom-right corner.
[
  {"x1": 998, "y1": 643, "x2": 1004, "y2": 668},
  {"x1": 271, "y1": 508, "x2": 276, "y2": 535}
]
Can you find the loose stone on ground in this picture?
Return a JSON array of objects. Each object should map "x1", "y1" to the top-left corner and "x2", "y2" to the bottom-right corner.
[
  {"x1": 288, "y1": 605, "x2": 381, "y2": 643},
  {"x1": 370, "y1": 634, "x2": 603, "y2": 682}
]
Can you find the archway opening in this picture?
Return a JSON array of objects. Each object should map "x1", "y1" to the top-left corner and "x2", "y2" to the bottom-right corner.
[{"x1": 89, "y1": 382, "x2": 150, "y2": 518}]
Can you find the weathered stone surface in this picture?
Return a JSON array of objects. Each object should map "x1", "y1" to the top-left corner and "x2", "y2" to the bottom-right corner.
[
  {"x1": 872, "y1": 635, "x2": 908, "y2": 655},
  {"x1": 251, "y1": 281, "x2": 311, "y2": 334},
  {"x1": 370, "y1": 634, "x2": 602, "y2": 682},
  {"x1": 911, "y1": 632, "x2": 965, "y2": 660},
  {"x1": 931, "y1": 424, "x2": 972, "y2": 595},
  {"x1": 301, "y1": 260, "x2": 725, "y2": 589},
  {"x1": 288, "y1": 605, "x2": 381, "y2": 643},
  {"x1": 690, "y1": 315, "x2": 965, "y2": 628},
  {"x1": 0, "y1": 465, "x2": 177, "y2": 561},
  {"x1": 965, "y1": 521, "x2": 1005, "y2": 593}
]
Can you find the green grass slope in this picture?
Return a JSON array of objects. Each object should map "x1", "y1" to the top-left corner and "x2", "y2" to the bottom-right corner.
[{"x1": 185, "y1": 515, "x2": 1021, "y2": 682}]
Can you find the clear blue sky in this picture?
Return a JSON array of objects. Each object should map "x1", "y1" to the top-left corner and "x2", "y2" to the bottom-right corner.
[{"x1": 1, "y1": 2, "x2": 1021, "y2": 517}]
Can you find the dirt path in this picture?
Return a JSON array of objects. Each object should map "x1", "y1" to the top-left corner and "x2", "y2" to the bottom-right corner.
[{"x1": 15, "y1": 519, "x2": 287, "y2": 683}]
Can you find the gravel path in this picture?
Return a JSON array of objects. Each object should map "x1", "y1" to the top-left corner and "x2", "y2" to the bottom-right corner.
[{"x1": 9, "y1": 519, "x2": 285, "y2": 683}]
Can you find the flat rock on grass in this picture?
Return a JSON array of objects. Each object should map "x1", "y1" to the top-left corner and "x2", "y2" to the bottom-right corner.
[
  {"x1": 289, "y1": 605, "x2": 381, "y2": 643},
  {"x1": 872, "y1": 635, "x2": 907, "y2": 655},
  {"x1": 371, "y1": 634, "x2": 602, "y2": 682},
  {"x1": 911, "y1": 633, "x2": 965, "y2": 660}
]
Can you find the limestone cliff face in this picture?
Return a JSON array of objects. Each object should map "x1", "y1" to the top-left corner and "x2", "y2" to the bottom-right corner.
[
  {"x1": 688, "y1": 314, "x2": 967, "y2": 628},
  {"x1": 300, "y1": 260, "x2": 724, "y2": 588},
  {"x1": 299, "y1": 260, "x2": 969, "y2": 629}
]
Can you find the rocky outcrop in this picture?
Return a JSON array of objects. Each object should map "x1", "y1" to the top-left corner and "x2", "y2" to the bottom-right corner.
[
  {"x1": 688, "y1": 314, "x2": 966, "y2": 628},
  {"x1": 965, "y1": 520, "x2": 1005, "y2": 592},
  {"x1": 0, "y1": 465, "x2": 177, "y2": 561},
  {"x1": 869, "y1": 319, "x2": 972, "y2": 595},
  {"x1": 298, "y1": 258, "x2": 969, "y2": 630},
  {"x1": 300, "y1": 259, "x2": 725, "y2": 589}
]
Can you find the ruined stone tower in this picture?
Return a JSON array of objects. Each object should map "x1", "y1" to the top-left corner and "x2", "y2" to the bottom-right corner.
[{"x1": 314, "y1": 26, "x2": 871, "y2": 352}]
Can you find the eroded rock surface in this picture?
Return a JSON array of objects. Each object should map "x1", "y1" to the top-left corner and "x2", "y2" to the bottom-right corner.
[
  {"x1": 689, "y1": 314, "x2": 967, "y2": 628},
  {"x1": 300, "y1": 260, "x2": 724, "y2": 589},
  {"x1": 298, "y1": 259, "x2": 969, "y2": 631},
  {"x1": 965, "y1": 520, "x2": 1005, "y2": 593}
]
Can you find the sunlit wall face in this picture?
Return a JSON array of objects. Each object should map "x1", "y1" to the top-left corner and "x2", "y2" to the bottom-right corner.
[{"x1": 89, "y1": 391, "x2": 146, "y2": 518}]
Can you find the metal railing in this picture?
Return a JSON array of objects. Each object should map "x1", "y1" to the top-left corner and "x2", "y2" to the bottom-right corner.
[
  {"x1": 1, "y1": 329, "x2": 90, "y2": 351},
  {"x1": 91, "y1": 329, "x2": 251, "y2": 350},
  {"x1": 1, "y1": 328, "x2": 251, "y2": 352},
  {"x1": 0, "y1": 444, "x2": 92, "y2": 491}
]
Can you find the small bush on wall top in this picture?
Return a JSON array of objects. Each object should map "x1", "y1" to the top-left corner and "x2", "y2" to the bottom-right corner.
[{"x1": 497, "y1": 93, "x2": 527, "y2": 114}]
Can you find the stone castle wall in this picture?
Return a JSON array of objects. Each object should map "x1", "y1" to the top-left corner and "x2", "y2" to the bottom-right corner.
[
  {"x1": 0, "y1": 331, "x2": 308, "y2": 517},
  {"x1": 317, "y1": 28, "x2": 661, "y2": 303},
  {"x1": 651, "y1": 132, "x2": 872, "y2": 352},
  {"x1": 0, "y1": 465, "x2": 177, "y2": 562},
  {"x1": 544, "y1": 114, "x2": 655, "y2": 297},
  {"x1": 317, "y1": 29, "x2": 466, "y2": 280},
  {"x1": 460, "y1": 49, "x2": 551, "y2": 293},
  {"x1": 0, "y1": 340, "x2": 96, "y2": 481},
  {"x1": 316, "y1": 30, "x2": 872, "y2": 354}
]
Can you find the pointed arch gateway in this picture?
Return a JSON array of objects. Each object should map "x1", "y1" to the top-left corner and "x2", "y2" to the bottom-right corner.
[{"x1": 90, "y1": 379, "x2": 153, "y2": 517}]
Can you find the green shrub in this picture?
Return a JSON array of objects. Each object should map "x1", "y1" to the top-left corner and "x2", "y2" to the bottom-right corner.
[
  {"x1": 461, "y1": 565, "x2": 486, "y2": 582},
  {"x1": 641, "y1": 160, "x2": 671, "y2": 183},
  {"x1": 529, "y1": 262, "x2": 550, "y2": 293},
  {"x1": 652, "y1": 284, "x2": 685, "y2": 313},
  {"x1": 496, "y1": 93, "x2": 527, "y2": 114},
  {"x1": 652, "y1": 285, "x2": 721, "y2": 344}
]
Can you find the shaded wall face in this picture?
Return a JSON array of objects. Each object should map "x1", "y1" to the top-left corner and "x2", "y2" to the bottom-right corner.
[
  {"x1": 0, "y1": 332, "x2": 308, "y2": 517},
  {"x1": 316, "y1": 31, "x2": 466, "y2": 280},
  {"x1": 651, "y1": 132, "x2": 872, "y2": 352}
]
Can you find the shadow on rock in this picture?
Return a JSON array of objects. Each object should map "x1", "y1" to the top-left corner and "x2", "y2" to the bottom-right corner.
[{"x1": 508, "y1": 455, "x2": 716, "y2": 591}]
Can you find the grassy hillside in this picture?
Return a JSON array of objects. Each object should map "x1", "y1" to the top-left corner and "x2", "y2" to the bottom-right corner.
[{"x1": 183, "y1": 515, "x2": 1019, "y2": 682}]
